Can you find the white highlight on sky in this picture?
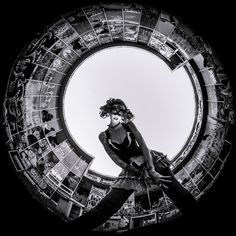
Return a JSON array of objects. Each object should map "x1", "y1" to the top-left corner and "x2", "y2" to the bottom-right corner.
[{"x1": 63, "y1": 46, "x2": 196, "y2": 177}]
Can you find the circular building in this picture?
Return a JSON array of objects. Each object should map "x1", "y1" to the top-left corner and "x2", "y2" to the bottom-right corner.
[{"x1": 2, "y1": 1, "x2": 235, "y2": 233}]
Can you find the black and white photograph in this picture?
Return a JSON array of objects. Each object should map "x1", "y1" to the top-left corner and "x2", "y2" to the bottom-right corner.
[
  {"x1": 94, "y1": 23, "x2": 113, "y2": 44},
  {"x1": 137, "y1": 26, "x2": 152, "y2": 45},
  {"x1": 1, "y1": 1, "x2": 235, "y2": 235},
  {"x1": 154, "y1": 11, "x2": 178, "y2": 36},
  {"x1": 69, "y1": 37, "x2": 89, "y2": 56},
  {"x1": 139, "y1": 6, "x2": 159, "y2": 29},
  {"x1": 124, "y1": 24, "x2": 139, "y2": 42},
  {"x1": 108, "y1": 21, "x2": 124, "y2": 41},
  {"x1": 102, "y1": 2, "x2": 123, "y2": 21},
  {"x1": 81, "y1": 30, "x2": 100, "y2": 49},
  {"x1": 32, "y1": 66, "x2": 49, "y2": 81},
  {"x1": 124, "y1": 11, "x2": 141, "y2": 24},
  {"x1": 57, "y1": 46, "x2": 79, "y2": 64}
]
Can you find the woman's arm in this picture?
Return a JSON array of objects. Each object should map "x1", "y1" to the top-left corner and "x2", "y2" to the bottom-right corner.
[
  {"x1": 126, "y1": 122, "x2": 172, "y2": 185},
  {"x1": 98, "y1": 132, "x2": 129, "y2": 170},
  {"x1": 126, "y1": 121, "x2": 154, "y2": 170}
]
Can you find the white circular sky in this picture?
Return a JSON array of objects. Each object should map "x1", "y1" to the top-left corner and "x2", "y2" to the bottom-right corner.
[{"x1": 63, "y1": 46, "x2": 196, "y2": 177}]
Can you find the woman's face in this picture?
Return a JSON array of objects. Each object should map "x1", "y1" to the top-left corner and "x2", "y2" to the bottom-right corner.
[
  {"x1": 109, "y1": 104, "x2": 126, "y2": 124},
  {"x1": 109, "y1": 113, "x2": 123, "y2": 124}
]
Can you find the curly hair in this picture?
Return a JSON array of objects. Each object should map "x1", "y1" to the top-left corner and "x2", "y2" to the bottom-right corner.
[{"x1": 99, "y1": 98, "x2": 134, "y2": 123}]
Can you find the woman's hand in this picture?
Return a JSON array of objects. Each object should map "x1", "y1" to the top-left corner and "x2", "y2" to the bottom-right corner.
[
  {"x1": 141, "y1": 168, "x2": 153, "y2": 187},
  {"x1": 147, "y1": 168, "x2": 172, "y2": 189},
  {"x1": 148, "y1": 169, "x2": 172, "y2": 182}
]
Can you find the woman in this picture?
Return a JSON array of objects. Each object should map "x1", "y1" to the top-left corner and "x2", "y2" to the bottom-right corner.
[{"x1": 71, "y1": 98, "x2": 197, "y2": 230}]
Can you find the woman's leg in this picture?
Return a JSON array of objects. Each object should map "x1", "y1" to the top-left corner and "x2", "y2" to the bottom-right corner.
[
  {"x1": 159, "y1": 168, "x2": 198, "y2": 216},
  {"x1": 70, "y1": 187, "x2": 134, "y2": 231},
  {"x1": 150, "y1": 151, "x2": 197, "y2": 216}
]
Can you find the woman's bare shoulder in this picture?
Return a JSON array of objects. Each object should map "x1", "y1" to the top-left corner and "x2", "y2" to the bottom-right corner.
[{"x1": 98, "y1": 131, "x2": 107, "y2": 143}]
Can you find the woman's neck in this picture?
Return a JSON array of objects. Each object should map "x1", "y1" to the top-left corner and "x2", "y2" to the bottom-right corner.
[{"x1": 108, "y1": 122, "x2": 121, "y2": 129}]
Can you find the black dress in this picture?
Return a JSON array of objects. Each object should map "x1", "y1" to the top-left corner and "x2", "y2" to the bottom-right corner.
[
  {"x1": 105, "y1": 123, "x2": 171, "y2": 192},
  {"x1": 105, "y1": 122, "x2": 197, "y2": 215}
]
